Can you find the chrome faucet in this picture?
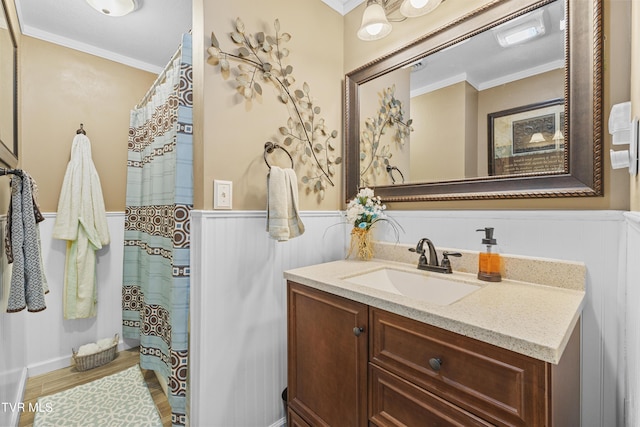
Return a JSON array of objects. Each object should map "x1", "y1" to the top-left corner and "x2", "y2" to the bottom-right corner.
[{"x1": 409, "y1": 238, "x2": 461, "y2": 274}]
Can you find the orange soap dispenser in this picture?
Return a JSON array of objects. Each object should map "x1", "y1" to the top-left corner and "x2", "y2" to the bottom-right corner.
[{"x1": 476, "y1": 227, "x2": 502, "y2": 282}]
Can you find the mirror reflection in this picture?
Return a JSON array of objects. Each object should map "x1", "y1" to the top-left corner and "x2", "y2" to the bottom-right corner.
[
  {"x1": 358, "y1": 0, "x2": 565, "y2": 187},
  {"x1": 0, "y1": 0, "x2": 17, "y2": 167}
]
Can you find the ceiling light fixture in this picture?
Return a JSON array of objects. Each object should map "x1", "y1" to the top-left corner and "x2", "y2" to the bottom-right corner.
[
  {"x1": 399, "y1": 0, "x2": 443, "y2": 18},
  {"x1": 495, "y1": 9, "x2": 546, "y2": 47},
  {"x1": 357, "y1": 0, "x2": 393, "y2": 41},
  {"x1": 357, "y1": 0, "x2": 445, "y2": 41},
  {"x1": 86, "y1": 0, "x2": 136, "y2": 17}
]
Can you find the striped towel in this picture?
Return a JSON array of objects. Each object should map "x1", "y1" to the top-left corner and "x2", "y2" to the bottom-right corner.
[{"x1": 6, "y1": 172, "x2": 48, "y2": 313}]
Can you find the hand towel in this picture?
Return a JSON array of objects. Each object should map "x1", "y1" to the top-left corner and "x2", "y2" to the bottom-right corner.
[
  {"x1": 6, "y1": 173, "x2": 48, "y2": 313},
  {"x1": 77, "y1": 343, "x2": 100, "y2": 356},
  {"x1": 97, "y1": 337, "x2": 115, "y2": 350},
  {"x1": 266, "y1": 166, "x2": 305, "y2": 241}
]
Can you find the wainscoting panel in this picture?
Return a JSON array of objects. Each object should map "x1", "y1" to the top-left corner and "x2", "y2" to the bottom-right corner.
[
  {"x1": 0, "y1": 213, "x2": 129, "y2": 426},
  {"x1": 624, "y1": 212, "x2": 640, "y2": 427},
  {"x1": 190, "y1": 211, "x2": 346, "y2": 427},
  {"x1": 19, "y1": 213, "x2": 129, "y2": 376},
  {"x1": 0, "y1": 216, "x2": 28, "y2": 427},
  {"x1": 191, "y1": 209, "x2": 627, "y2": 427}
]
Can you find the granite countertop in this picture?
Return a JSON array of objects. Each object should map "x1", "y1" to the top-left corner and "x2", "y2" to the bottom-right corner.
[{"x1": 284, "y1": 246, "x2": 585, "y2": 365}]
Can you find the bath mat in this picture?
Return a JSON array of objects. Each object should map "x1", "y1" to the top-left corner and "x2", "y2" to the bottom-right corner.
[{"x1": 33, "y1": 365, "x2": 162, "y2": 427}]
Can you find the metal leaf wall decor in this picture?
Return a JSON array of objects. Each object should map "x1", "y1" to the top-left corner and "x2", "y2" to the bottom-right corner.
[
  {"x1": 360, "y1": 85, "x2": 413, "y2": 187},
  {"x1": 208, "y1": 18, "x2": 341, "y2": 200}
]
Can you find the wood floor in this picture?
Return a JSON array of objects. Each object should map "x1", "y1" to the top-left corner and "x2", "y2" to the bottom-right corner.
[{"x1": 19, "y1": 347, "x2": 172, "y2": 427}]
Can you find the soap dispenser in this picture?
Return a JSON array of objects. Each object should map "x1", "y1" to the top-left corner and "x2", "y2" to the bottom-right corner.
[{"x1": 476, "y1": 227, "x2": 502, "y2": 282}]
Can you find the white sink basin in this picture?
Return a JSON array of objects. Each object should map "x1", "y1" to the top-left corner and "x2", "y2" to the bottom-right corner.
[{"x1": 344, "y1": 268, "x2": 480, "y2": 305}]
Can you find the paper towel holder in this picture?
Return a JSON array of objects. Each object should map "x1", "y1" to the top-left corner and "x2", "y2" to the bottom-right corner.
[{"x1": 608, "y1": 101, "x2": 638, "y2": 175}]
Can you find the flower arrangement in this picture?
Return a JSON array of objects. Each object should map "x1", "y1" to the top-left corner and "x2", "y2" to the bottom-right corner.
[
  {"x1": 346, "y1": 188, "x2": 386, "y2": 231},
  {"x1": 346, "y1": 188, "x2": 399, "y2": 260}
]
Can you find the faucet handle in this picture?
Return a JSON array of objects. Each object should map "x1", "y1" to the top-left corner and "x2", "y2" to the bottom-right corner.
[
  {"x1": 442, "y1": 251, "x2": 462, "y2": 259},
  {"x1": 409, "y1": 246, "x2": 428, "y2": 265},
  {"x1": 441, "y1": 252, "x2": 462, "y2": 274}
]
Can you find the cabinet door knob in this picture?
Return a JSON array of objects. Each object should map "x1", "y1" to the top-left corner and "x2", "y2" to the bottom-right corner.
[
  {"x1": 429, "y1": 357, "x2": 443, "y2": 371},
  {"x1": 353, "y1": 327, "x2": 364, "y2": 337}
]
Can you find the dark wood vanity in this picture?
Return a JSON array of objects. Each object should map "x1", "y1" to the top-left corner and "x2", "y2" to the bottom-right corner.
[{"x1": 287, "y1": 281, "x2": 580, "y2": 426}]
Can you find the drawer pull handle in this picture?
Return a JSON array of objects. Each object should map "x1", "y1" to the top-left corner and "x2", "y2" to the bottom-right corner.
[
  {"x1": 353, "y1": 327, "x2": 364, "y2": 337},
  {"x1": 429, "y1": 358, "x2": 443, "y2": 371}
]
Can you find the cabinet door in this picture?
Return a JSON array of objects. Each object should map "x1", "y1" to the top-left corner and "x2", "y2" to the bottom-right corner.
[
  {"x1": 288, "y1": 281, "x2": 368, "y2": 427},
  {"x1": 288, "y1": 408, "x2": 312, "y2": 427}
]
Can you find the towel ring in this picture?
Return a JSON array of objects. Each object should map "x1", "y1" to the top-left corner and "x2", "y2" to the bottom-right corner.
[
  {"x1": 264, "y1": 141, "x2": 294, "y2": 169},
  {"x1": 386, "y1": 165, "x2": 405, "y2": 184}
]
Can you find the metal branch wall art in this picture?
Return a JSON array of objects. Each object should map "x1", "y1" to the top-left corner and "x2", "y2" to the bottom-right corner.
[
  {"x1": 207, "y1": 18, "x2": 341, "y2": 200},
  {"x1": 359, "y1": 85, "x2": 413, "y2": 187}
]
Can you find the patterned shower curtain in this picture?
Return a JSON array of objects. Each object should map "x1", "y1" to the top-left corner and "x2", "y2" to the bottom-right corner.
[{"x1": 122, "y1": 33, "x2": 192, "y2": 427}]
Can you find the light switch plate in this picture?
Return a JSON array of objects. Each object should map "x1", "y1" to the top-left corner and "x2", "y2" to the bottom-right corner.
[{"x1": 214, "y1": 180, "x2": 232, "y2": 209}]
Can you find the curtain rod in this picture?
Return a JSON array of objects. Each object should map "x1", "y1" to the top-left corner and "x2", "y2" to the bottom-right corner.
[{"x1": 135, "y1": 45, "x2": 182, "y2": 110}]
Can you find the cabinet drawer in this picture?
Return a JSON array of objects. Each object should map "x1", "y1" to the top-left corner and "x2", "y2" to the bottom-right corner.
[
  {"x1": 370, "y1": 308, "x2": 547, "y2": 426},
  {"x1": 370, "y1": 364, "x2": 493, "y2": 427}
]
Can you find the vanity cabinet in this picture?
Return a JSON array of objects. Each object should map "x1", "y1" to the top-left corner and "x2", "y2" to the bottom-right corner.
[
  {"x1": 287, "y1": 281, "x2": 580, "y2": 427},
  {"x1": 287, "y1": 281, "x2": 369, "y2": 426}
]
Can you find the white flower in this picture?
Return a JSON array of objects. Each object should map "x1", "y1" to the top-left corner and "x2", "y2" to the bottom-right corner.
[{"x1": 358, "y1": 188, "x2": 374, "y2": 199}]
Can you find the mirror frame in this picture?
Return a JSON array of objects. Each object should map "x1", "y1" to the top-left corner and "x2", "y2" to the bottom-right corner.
[
  {"x1": 0, "y1": 0, "x2": 18, "y2": 168},
  {"x1": 344, "y1": 0, "x2": 602, "y2": 202}
]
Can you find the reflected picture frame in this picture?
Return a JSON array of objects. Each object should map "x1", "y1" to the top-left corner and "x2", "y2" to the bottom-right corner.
[{"x1": 488, "y1": 98, "x2": 565, "y2": 176}]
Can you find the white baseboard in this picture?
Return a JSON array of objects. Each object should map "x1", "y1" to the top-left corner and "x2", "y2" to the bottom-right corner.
[
  {"x1": 268, "y1": 417, "x2": 287, "y2": 427},
  {"x1": 27, "y1": 340, "x2": 136, "y2": 377},
  {"x1": 27, "y1": 355, "x2": 72, "y2": 377},
  {"x1": 10, "y1": 367, "x2": 28, "y2": 427}
]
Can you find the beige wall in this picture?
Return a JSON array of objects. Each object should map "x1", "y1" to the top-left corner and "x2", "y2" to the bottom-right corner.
[
  {"x1": 464, "y1": 82, "x2": 479, "y2": 178},
  {"x1": 19, "y1": 37, "x2": 155, "y2": 212},
  {"x1": 345, "y1": 0, "x2": 631, "y2": 210},
  {"x1": 631, "y1": 0, "x2": 640, "y2": 210},
  {"x1": 411, "y1": 82, "x2": 467, "y2": 182},
  {"x1": 6, "y1": 0, "x2": 632, "y2": 212},
  {"x1": 196, "y1": 0, "x2": 344, "y2": 210}
]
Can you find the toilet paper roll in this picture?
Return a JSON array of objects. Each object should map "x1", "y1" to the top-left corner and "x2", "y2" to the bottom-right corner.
[{"x1": 610, "y1": 149, "x2": 630, "y2": 169}]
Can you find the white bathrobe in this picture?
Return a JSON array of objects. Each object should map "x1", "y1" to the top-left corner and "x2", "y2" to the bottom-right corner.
[{"x1": 52, "y1": 134, "x2": 110, "y2": 319}]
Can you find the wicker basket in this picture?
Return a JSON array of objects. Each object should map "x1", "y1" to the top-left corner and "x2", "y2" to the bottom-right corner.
[{"x1": 72, "y1": 334, "x2": 119, "y2": 371}]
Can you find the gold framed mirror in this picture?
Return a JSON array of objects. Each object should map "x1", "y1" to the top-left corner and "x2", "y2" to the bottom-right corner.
[
  {"x1": 0, "y1": 0, "x2": 17, "y2": 168},
  {"x1": 344, "y1": 0, "x2": 602, "y2": 202}
]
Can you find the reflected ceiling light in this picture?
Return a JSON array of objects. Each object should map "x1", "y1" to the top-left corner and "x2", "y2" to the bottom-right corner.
[
  {"x1": 357, "y1": 0, "x2": 445, "y2": 41},
  {"x1": 400, "y1": 0, "x2": 443, "y2": 18},
  {"x1": 529, "y1": 132, "x2": 546, "y2": 143},
  {"x1": 495, "y1": 9, "x2": 545, "y2": 47},
  {"x1": 553, "y1": 129, "x2": 564, "y2": 141},
  {"x1": 86, "y1": 0, "x2": 136, "y2": 17}
]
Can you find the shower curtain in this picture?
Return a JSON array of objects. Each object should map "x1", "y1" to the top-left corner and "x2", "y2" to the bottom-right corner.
[{"x1": 122, "y1": 33, "x2": 192, "y2": 427}]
